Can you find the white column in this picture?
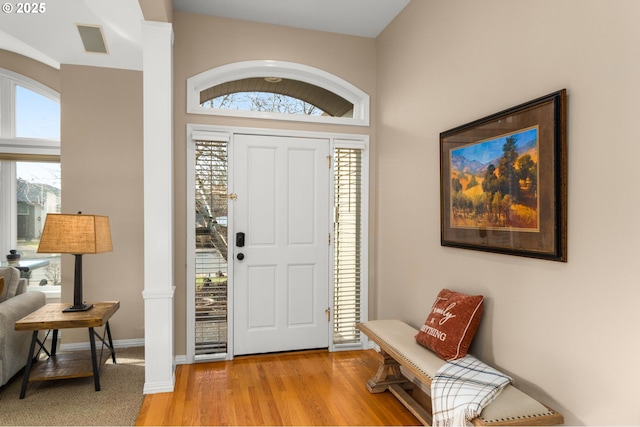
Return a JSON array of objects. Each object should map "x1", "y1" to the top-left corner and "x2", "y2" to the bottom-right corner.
[{"x1": 141, "y1": 20, "x2": 175, "y2": 394}]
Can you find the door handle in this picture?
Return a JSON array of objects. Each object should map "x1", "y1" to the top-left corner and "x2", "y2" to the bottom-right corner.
[{"x1": 237, "y1": 253, "x2": 245, "y2": 261}]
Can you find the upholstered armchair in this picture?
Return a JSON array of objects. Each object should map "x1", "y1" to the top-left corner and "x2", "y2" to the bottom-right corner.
[{"x1": 0, "y1": 266, "x2": 45, "y2": 387}]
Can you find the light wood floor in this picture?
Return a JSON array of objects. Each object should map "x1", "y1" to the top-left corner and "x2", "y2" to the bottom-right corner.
[{"x1": 135, "y1": 349, "x2": 420, "y2": 426}]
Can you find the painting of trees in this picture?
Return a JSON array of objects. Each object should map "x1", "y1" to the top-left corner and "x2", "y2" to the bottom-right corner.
[{"x1": 450, "y1": 127, "x2": 539, "y2": 230}]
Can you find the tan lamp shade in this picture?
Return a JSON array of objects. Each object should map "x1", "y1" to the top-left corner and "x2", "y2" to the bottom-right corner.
[{"x1": 37, "y1": 213, "x2": 113, "y2": 254}]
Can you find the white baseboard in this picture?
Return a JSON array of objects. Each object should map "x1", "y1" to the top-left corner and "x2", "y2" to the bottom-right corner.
[
  {"x1": 143, "y1": 375, "x2": 175, "y2": 395},
  {"x1": 174, "y1": 354, "x2": 188, "y2": 365}
]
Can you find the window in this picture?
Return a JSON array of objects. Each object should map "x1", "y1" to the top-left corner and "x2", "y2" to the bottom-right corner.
[
  {"x1": 0, "y1": 69, "x2": 61, "y2": 292},
  {"x1": 15, "y1": 161, "x2": 61, "y2": 286},
  {"x1": 187, "y1": 60, "x2": 370, "y2": 126},
  {"x1": 333, "y1": 146, "x2": 365, "y2": 345},
  {"x1": 201, "y1": 77, "x2": 353, "y2": 118},
  {"x1": 194, "y1": 138, "x2": 229, "y2": 357},
  {"x1": 16, "y1": 85, "x2": 61, "y2": 139}
]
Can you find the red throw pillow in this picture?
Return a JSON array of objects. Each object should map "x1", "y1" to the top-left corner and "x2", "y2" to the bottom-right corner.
[{"x1": 415, "y1": 289, "x2": 484, "y2": 360}]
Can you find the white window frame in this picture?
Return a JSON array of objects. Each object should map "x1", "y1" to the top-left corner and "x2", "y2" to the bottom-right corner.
[
  {"x1": 0, "y1": 68, "x2": 61, "y2": 157},
  {"x1": 0, "y1": 69, "x2": 61, "y2": 298},
  {"x1": 186, "y1": 60, "x2": 370, "y2": 126},
  {"x1": 186, "y1": 128, "x2": 232, "y2": 364}
]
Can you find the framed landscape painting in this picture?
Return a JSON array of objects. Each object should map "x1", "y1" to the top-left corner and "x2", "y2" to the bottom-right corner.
[{"x1": 440, "y1": 89, "x2": 567, "y2": 261}]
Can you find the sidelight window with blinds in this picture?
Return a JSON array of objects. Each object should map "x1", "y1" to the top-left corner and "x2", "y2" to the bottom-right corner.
[
  {"x1": 333, "y1": 146, "x2": 365, "y2": 346},
  {"x1": 194, "y1": 139, "x2": 229, "y2": 356}
]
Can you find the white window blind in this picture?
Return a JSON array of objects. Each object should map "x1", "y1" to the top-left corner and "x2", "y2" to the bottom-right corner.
[
  {"x1": 333, "y1": 147, "x2": 363, "y2": 345},
  {"x1": 194, "y1": 139, "x2": 228, "y2": 356}
]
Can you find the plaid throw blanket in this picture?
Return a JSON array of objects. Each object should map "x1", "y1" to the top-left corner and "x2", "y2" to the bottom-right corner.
[{"x1": 431, "y1": 355, "x2": 512, "y2": 426}]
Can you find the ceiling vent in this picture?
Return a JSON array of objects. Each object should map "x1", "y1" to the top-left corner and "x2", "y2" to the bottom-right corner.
[{"x1": 76, "y1": 24, "x2": 108, "y2": 54}]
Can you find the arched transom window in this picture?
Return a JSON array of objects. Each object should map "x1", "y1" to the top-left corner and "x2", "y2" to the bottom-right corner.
[{"x1": 187, "y1": 60, "x2": 370, "y2": 126}]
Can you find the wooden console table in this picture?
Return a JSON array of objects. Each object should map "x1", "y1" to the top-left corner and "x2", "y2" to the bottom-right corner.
[{"x1": 15, "y1": 301, "x2": 119, "y2": 399}]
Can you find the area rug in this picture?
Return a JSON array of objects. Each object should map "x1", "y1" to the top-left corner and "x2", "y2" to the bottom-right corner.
[{"x1": 0, "y1": 346, "x2": 145, "y2": 426}]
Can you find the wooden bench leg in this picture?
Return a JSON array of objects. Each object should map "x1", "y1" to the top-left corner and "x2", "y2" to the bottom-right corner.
[{"x1": 366, "y1": 350, "x2": 413, "y2": 393}]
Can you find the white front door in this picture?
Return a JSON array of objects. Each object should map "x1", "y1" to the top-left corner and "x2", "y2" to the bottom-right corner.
[{"x1": 233, "y1": 134, "x2": 330, "y2": 355}]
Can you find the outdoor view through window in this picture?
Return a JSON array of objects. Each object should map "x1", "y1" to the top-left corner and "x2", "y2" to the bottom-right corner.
[
  {"x1": 2, "y1": 79, "x2": 62, "y2": 289},
  {"x1": 199, "y1": 77, "x2": 354, "y2": 118},
  {"x1": 16, "y1": 161, "x2": 61, "y2": 287}
]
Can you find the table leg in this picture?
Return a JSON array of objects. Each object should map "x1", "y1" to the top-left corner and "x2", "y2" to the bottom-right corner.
[
  {"x1": 19, "y1": 331, "x2": 39, "y2": 399},
  {"x1": 88, "y1": 327, "x2": 101, "y2": 391},
  {"x1": 51, "y1": 329, "x2": 59, "y2": 356},
  {"x1": 105, "y1": 321, "x2": 116, "y2": 363}
]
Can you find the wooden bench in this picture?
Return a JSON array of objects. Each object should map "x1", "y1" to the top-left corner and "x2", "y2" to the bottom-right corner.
[{"x1": 357, "y1": 320, "x2": 564, "y2": 426}]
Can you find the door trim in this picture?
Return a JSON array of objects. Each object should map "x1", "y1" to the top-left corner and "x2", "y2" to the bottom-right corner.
[{"x1": 186, "y1": 124, "x2": 369, "y2": 362}]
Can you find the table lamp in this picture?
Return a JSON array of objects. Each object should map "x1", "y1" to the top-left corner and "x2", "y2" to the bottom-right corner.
[{"x1": 37, "y1": 212, "x2": 113, "y2": 312}]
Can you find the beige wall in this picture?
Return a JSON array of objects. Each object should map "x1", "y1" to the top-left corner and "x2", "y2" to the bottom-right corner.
[
  {"x1": 138, "y1": 0, "x2": 172, "y2": 22},
  {"x1": 60, "y1": 65, "x2": 144, "y2": 343},
  {"x1": 172, "y1": 11, "x2": 377, "y2": 353},
  {"x1": 375, "y1": 1, "x2": 640, "y2": 425}
]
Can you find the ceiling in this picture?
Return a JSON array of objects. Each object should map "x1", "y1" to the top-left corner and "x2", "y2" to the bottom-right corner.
[
  {"x1": 172, "y1": 0, "x2": 411, "y2": 38},
  {"x1": 0, "y1": 0, "x2": 410, "y2": 71}
]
